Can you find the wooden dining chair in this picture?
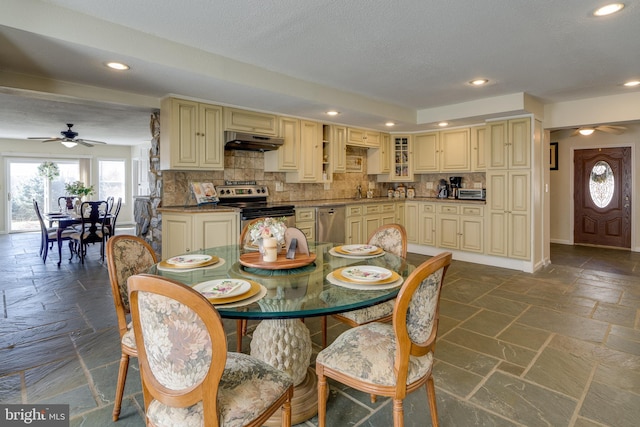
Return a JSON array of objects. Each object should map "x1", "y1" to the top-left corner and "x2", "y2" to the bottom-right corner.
[
  {"x1": 316, "y1": 252, "x2": 452, "y2": 427},
  {"x1": 70, "y1": 201, "x2": 108, "y2": 263},
  {"x1": 128, "y1": 273, "x2": 294, "y2": 427},
  {"x1": 105, "y1": 235, "x2": 158, "y2": 421},
  {"x1": 321, "y1": 223, "x2": 408, "y2": 347},
  {"x1": 104, "y1": 197, "x2": 122, "y2": 240},
  {"x1": 33, "y1": 199, "x2": 74, "y2": 263}
]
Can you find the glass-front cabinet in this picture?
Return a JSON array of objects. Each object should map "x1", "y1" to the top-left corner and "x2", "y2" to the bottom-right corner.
[{"x1": 390, "y1": 135, "x2": 412, "y2": 181}]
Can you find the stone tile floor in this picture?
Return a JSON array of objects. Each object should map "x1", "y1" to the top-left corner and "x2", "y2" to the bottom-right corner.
[{"x1": 1, "y1": 231, "x2": 639, "y2": 426}]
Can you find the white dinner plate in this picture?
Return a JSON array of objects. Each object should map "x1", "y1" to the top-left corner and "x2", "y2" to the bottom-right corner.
[
  {"x1": 166, "y1": 254, "x2": 212, "y2": 267},
  {"x1": 341, "y1": 266, "x2": 393, "y2": 282},
  {"x1": 340, "y1": 244, "x2": 379, "y2": 255},
  {"x1": 193, "y1": 279, "x2": 251, "y2": 299}
]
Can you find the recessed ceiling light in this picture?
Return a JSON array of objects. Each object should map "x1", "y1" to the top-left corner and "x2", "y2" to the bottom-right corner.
[
  {"x1": 105, "y1": 62, "x2": 130, "y2": 71},
  {"x1": 385, "y1": 122, "x2": 395, "y2": 127},
  {"x1": 623, "y1": 80, "x2": 640, "y2": 87},
  {"x1": 438, "y1": 122, "x2": 449, "y2": 127},
  {"x1": 579, "y1": 128, "x2": 595, "y2": 136},
  {"x1": 326, "y1": 110, "x2": 339, "y2": 116},
  {"x1": 469, "y1": 79, "x2": 489, "y2": 86},
  {"x1": 593, "y1": 3, "x2": 624, "y2": 16}
]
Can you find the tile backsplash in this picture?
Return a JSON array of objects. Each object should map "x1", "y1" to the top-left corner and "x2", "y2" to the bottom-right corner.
[{"x1": 161, "y1": 147, "x2": 485, "y2": 206}]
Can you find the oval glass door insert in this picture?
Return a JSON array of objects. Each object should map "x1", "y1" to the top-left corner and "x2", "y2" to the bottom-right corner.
[{"x1": 589, "y1": 160, "x2": 614, "y2": 208}]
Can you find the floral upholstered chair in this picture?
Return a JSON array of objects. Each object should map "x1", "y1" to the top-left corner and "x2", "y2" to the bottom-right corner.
[
  {"x1": 316, "y1": 252, "x2": 452, "y2": 427},
  {"x1": 105, "y1": 235, "x2": 158, "y2": 421},
  {"x1": 321, "y1": 223, "x2": 408, "y2": 347},
  {"x1": 128, "y1": 273, "x2": 294, "y2": 427}
]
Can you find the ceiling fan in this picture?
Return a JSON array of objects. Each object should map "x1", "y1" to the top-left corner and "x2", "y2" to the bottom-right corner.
[
  {"x1": 569, "y1": 124, "x2": 627, "y2": 136},
  {"x1": 28, "y1": 123, "x2": 108, "y2": 147}
]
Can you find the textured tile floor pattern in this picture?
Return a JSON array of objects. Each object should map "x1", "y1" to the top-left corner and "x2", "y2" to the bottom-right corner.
[{"x1": 1, "y1": 231, "x2": 639, "y2": 426}]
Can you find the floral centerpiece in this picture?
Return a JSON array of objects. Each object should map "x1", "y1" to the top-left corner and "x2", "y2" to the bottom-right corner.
[
  {"x1": 64, "y1": 181, "x2": 95, "y2": 198},
  {"x1": 249, "y1": 217, "x2": 287, "y2": 246}
]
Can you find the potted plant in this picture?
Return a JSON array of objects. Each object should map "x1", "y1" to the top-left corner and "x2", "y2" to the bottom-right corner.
[{"x1": 64, "y1": 181, "x2": 95, "y2": 198}]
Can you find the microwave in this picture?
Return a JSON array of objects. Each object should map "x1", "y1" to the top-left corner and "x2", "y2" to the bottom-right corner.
[{"x1": 457, "y1": 188, "x2": 486, "y2": 200}]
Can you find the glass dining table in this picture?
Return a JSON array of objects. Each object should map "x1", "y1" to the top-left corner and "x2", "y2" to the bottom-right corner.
[{"x1": 148, "y1": 242, "x2": 414, "y2": 425}]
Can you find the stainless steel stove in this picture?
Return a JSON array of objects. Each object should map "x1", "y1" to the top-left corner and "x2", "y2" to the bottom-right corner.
[{"x1": 215, "y1": 181, "x2": 295, "y2": 228}]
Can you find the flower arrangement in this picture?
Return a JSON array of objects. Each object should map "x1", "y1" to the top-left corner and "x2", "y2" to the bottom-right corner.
[
  {"x1": 248, "y1": 217, "x2": 287, "y2": 245},
  {"x1": 64, "y1": 181, "x2": 95, "y2": 197},
  {"x1": 37, "y1": 161, "x2": 60, "y2": 181}
]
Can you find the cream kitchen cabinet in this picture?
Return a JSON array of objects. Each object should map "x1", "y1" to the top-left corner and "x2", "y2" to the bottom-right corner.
[
  {"x1": 439, "y1": 128, "x2": 471, "y2": 171},
  {"x1": 412, "y1": 132, "x2": 439, "y2": 173},
  {"x1": 436, "y1": 204, "x2": 483, "y2": 253},
  {"x1": 395, "y1": 202, "x2": 405, "y2": 226},
  {"x1": 265, "y1": 116, "x2": 299, "y2": 171},
  {"x1": 471, "y1": 125, "x2": 487, "y2": 171},
  {"x1": 345, "y1": 205, "x2": 364, "y2": 244},
  {"x1": 390, "y1": 135, "x2": 413, "y2": 181},
  {"x1": 329, "y1": 125, "x2": 347, "y2": 174},
  {"x1": 161, "y1": 211, "x2": 239, "y2": 259},
  {"x1": 486, "y1": 118, "x2": 531, "y2": 169},
  {"x1": 286, "y1": 120, "x2": 323, "y2": 183},
  {"x1": 361, "y1": 203, "x2": 396, "y2": 238},
  {"x1": 347, "y1": 128, "x2": 380, "y2": 147},
  {"x1": 486, "y1": 170, "x2": 530, "y2": 259},
  {"x1": 223, "y1": 107, "x2": 278, "y2": 136},
  {"x1": 295, "y1": 207, "x2": 316, "y2": 241},
  {"x1": 404, "y1": 201, "x2": 419, "y2": 244},
  {"x1": 160, "y1": 98, "x2": 224, "y2": 170},
  {"x1": 367, "y1": 133, "x2": 391, "y2": 174},
  {"x1": 419, "y1": 203, "x2": 437, "y2": 246}
]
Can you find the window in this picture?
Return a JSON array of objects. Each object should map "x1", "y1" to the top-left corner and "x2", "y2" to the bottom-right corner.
[
  {"x1": 99, "y1": 159, "x2": 125, "y2": 201},
  {"x1": 589, "y1": 160, "x2": 614, "y2": 208}
]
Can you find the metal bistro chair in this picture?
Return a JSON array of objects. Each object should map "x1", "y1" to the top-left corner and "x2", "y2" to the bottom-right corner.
[
  {"x1": 128, "y1": 273, "x2": 294, "y2": 427},
  {"x1": 316, "y1": 252, "x2": 452, "y2": 427}
]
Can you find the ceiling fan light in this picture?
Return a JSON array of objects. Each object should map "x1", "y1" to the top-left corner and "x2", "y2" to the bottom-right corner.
[
  {"x1": 61, "y1": 140, "x2": 78, "y2": 148},
  {"x1": 579, "y1": 128, "x2": 595, "y2": 136},
  {"x1": 593, "y1": 3, "x2": 625, "y2": 16}
]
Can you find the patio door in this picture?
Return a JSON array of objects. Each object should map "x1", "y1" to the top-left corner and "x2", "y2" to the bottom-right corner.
[{"x1": 7, "y1": 158, "x2": 79, "y2": 232}]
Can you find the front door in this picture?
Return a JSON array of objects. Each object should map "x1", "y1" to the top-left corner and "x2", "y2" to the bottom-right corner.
[{"x1": 574, "y1": 147, "x2": 631, "y2": 248}]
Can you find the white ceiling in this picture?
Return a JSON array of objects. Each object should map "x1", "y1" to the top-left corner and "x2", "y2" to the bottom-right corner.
[{"x1": 1, "y1": 0, "x2": 639, "y2": 145}]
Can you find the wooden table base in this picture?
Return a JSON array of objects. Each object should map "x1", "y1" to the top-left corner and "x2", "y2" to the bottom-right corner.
[{"x1": 264, "y1": 367, "x2": 319, "y2": 427}]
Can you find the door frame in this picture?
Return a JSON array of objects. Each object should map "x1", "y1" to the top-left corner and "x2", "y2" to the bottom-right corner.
[{"x1": 569, "y1": 143, "x2": 636, "y2": 249}]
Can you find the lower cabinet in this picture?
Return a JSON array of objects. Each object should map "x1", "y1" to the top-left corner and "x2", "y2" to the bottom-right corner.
[
  {"x1": 295, "y1": 207, "x2": 316, "y2": 241},
  {"x1": 162, "y1": 211, "x2": 239, "y2": 259},
  {"x1": 345, "y1": 205, "x2": 364, "y2": 245},
  {"x1": 436, "y1": 205, "x2": 484, "y2": 253}
]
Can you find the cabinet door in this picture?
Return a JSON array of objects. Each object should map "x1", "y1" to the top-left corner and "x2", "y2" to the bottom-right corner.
[
  {"x1": 224, "y1": 107, "x2": 277, "y2": 136},
  {"x1": 379, "y1": 133, "x2": 390, "y2": 173},
  {"x1": 364, "y1": 131, "x2": 380, "y2": 147},
  {"x1": 508, "y1": 118, "x2": 531, "y2": 169},
  {"x1": 487, "y1": 121, "x2": 508, "y2": 169},
  {"x1": 508, "y1": 171, "x2": 530, "y2": 259},
  {"x1": 161, "y1": 213, "x2": 193, "y2": 258},
  {"x1": 200, "y1": 104, "x2": 224, "y2": 169},
  {"x1": 193, "y1": 213, "x2": 239, "y2": 251},
  {"x1": 346, "y1": 128, "x2": 367, "y2": 147},
  {"x1": 440, "y1": 128, "x2": 470, "y2": 171},
  {"x1": 345, "y1": 216, "x2": 363, "y2": 244},
  {"x1": 437, "y1": 215, "x2": 459, "y2": 249},
  {"x1": 299, "y1": 120, "x2": 322, "y2": 182},
  {"x1": 404, "y1": 202, "x2": 419, "y2": 244},
  {"x1": 332, "y1": 125, "x2": 347, "y2": 173},
  {"x1": 265, "y1": 117, "x2": 299, "y2": 171},
  {"x1": 167, "y1": 98, "x2": 199, "y2": 169},
  {"x1": 396, "y1": 203, "x2": 405, "y2": 226},
  {"x1": 471, "y1": 126, "x2": 486, "y2": 170},
  {"x1": 460, "y1": 216, "x2": 484, "y2": 253},
  {"x1": 419, "y1": 213, "x2": 436, "y2": 246},
  {"x1": 364, "y1": 215, "x2": 381, "y2": 240},
  {"x1": 486, "y1": 170, "x2": 508, "y2": 256},
  {"x1": 413, "y1": 132, "x2": 439, "y2": 172},
  {"x1": 390, "y1": 136, "x2": 412, "y2": 181}
]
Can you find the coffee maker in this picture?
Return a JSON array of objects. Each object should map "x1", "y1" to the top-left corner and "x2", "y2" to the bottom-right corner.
[
  {"x1": 437, "y1": 179, "x2": 449, "y2": 198},
  {"x1": 449, "y1": 176, "x2": 462, "y2": 199}
]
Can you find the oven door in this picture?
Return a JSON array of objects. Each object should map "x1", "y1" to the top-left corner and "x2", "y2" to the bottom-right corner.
[{"x1": 240, "y1": 207, "x2": 296, "y2": 231}]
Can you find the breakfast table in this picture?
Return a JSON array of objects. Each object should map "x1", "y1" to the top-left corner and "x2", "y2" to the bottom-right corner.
[
  {"x1": 149, "y1": 241, "x2": 413, "y2": 425},
  {"x1": 44, "y1": 211, "x2": 112, "y2": 266}
]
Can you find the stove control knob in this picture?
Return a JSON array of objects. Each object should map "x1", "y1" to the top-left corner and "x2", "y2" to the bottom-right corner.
[{"x1": 247, "y1": 189, "x2": 253, "y2": 194}]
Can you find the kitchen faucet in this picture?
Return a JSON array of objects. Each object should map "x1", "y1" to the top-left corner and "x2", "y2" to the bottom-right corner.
[{"x1": 356, "y1": 184, "x2": 362, "y2": 199}]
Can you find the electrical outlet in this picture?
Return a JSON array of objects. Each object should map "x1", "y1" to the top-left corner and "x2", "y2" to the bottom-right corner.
[
  {"x1": 324, "y1": 182, "x2": 331, "y2": 190},
  {"x1": 275, "y1": 181, "x2": 284, "y2": 192},
  {"x1": 474, "y1": 182, "x2": 482, "y2": 189},
  {"x1": 426, "y1": 182, "x2": 433, "y2": 189}
]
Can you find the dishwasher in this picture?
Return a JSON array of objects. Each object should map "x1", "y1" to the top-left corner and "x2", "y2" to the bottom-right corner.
[{"x1": 317, "y1": 206, "x2": 345, "y2": 243}]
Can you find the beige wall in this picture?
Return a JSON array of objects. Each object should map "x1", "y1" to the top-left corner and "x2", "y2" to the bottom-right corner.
[
  {"x1": 0, "y1": 138, "x2": 134, "y2": 234},
  {"x1": 549, "y1": 124, "x2": 639, "y2": 251}
]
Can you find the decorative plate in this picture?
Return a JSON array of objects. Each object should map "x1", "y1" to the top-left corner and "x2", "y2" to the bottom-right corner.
[
  {"x1": 193, "y1": 279, "x2": 251, "y2": 300},
  {"x1": 341, "y1": 266, "x2": 393, "y2": 282},
  {"x1": 165, "y1": 254, "x2": 212, "y2": 267},
  {"x1": 340, "y1": 244, "x2": 380, "y2": 255}
]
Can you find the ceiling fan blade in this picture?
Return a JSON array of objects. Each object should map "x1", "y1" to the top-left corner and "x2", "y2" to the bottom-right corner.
[
  {"x1": 28, "y1": 136, "x2": 57, "y2": 140},
  {"x1": 77, "y1": 138, "x2": 107, "y2": 145},
  {"x1": 549, "y1": 129, "x2": 576, "y2": 139},
  {"x1": 40, "y1": 139, "x2": 61, "y2": 143},
  {"x1": 596, "y1": 125, "x2": 626, "y2": 135},
  {"x1": 76, "y1": 140, "x2": 96, "y2": 147}
]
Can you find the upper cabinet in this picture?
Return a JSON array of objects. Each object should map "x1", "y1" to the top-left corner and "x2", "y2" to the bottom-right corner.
[
  {"x1": 413, "y1": 132, "x2": 439, "y2": 172},
  {"x1": 486, "y1": 118, "x2": 531, "y2": 169},
  {"x1": 264, "y1": 116, "x2": 300, "y2": 171},
  {"x1": 439, "y1": 128, "x2": 471, "y2": 171},
  {"x1": 347, "y1": 128, "x2": 380, "y2": 147},
  {"x1": 320, "y1": 124, "x2": 347, "y2": 180},
  {"x1": 367, "y1": 133, "x2": 390, "y2": 175},
  {"x1": 470, "y1": 125, "x2": 486, "y2": 171},
  {"x1": 160, "y1": 98, "x2": 224, "y2": 170},
  {"x1": 223, "y1": 107, "x2": 278, "y2": 136},
  {"x1": 286, "y1": 120, "x2": 323, "y2": 183},
  {"x1": 390, "y1": 135, "x2": 413, "y2": 181}
]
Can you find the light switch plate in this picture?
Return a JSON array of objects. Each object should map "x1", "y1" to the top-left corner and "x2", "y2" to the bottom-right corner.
[
  {"x1": 275, "y1": 181, "x2": 284, "y2": 192},
  {"x1": 426, "y1": 182, "x2": 433, "y2": 189}
]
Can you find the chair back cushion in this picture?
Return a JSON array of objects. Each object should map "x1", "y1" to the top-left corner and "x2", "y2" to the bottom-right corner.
[
  {"x1": 407, "y1": 267, "x2": 444, "y2": 343},
  {"x1": 368, "y1": 224, "x2": 407, "y2": 258},
  {"x1": 138, "y1": 291, "x2": 212, "y2": 390}
]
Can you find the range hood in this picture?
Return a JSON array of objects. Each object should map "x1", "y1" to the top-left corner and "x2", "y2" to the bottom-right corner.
[{"x1": 224, "y1": 131, "x2": 284, "y2": 151}]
